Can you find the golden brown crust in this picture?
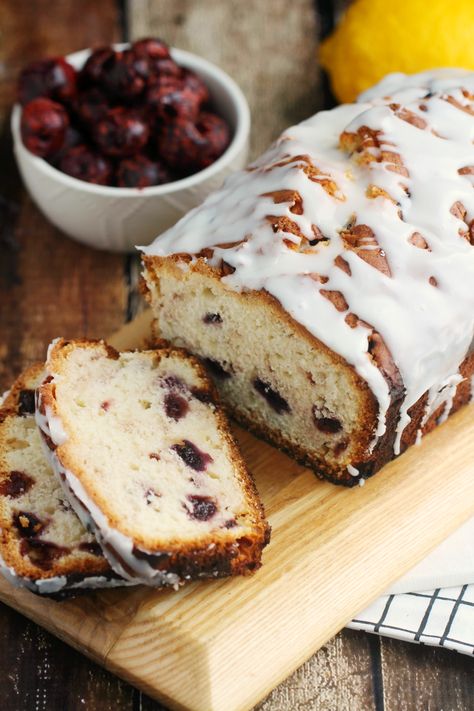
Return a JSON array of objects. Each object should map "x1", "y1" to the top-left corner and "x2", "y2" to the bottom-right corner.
[
  {"x1": 0, "y1": 364, "x2": 111, "y2": 582},
  {"x1": 40, "y1": 339, "x2": 270, "y2": 581}
]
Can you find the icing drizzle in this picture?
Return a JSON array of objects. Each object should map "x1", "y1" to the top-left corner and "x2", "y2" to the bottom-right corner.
[{"x1": 142, "y1": 70, "x2": 474, "y2": 453}]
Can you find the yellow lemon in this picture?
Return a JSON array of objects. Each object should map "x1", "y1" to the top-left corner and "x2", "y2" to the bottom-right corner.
[{"x1": 320, "y1": 0, "x2": 474, "y2": 103}]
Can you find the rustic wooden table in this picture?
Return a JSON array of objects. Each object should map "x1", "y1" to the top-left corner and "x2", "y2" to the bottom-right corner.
[{"x1": 0, "y1": 1, "x2": 473, "y2": 709}]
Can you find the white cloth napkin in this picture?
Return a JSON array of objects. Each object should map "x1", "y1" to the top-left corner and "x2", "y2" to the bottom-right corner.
[{"x1": 349, "y1": 518, "x2": 474, "y2": 655}]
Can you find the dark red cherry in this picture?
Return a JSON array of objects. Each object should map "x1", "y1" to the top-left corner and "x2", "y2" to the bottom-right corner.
[
  {"x1": 18, "y1": 389, "x2": 35, "y2": 416},
  {"x1": 0, "y1": 471, "x2": 34, "y2": 498},
  {"x1": 13, "y1": 511, "x2": 46, "y2": 538},
  {"x1": 93, "y1": 107, "x2": 149, "y2": 158},
  {"x1": 116, "y1": 155, "x2": 170, "y2": 188},
  {"x1": 147, "y1": 83, "x2": 200, "y2": 122},
  {"x1": 74, "y1": 87, "x2": 110, "y2": 125},
  {"x1": 164, "y1": 392, "x2": 189, "y2": 421},
  {"x1": 102, "y1": 49, "x2": 146, "y2": 100},
  {"x1": 171, "y1": 440, "x2": 213, "y2": 471},
  {"x1": 157, "y1": 111, "x2": 229, "y2": 173},
  {"x1": 18, "y1": 57, "x2": 77, "y2": 105},
  {"x1": 253, "y1": 378, "x2": 290, "y2": 414},
  {"x1": 181, "y1": 69, "x2": 210, "y2": 106},
  {"x1": 58, "y1": 145, "x2": 113, "y2": 185},
  {"x1": 20, "y1": 538, "x2": 69, "y2": 570},
  {"x1": 21, "y1": 98, "x2": 69, "y2": 158},
  {"x1": 79, "y1": 46, "x2": 116, "y2": 86},
  {"x1": 186, "y1": 495, "x2": 217, "y2": 521},
  {"x1": 312, "y1": 409, "x2": 343, "y2": 434},
  {"x1": 132, "y1": 37, "x2": 170, "y2": 61}
]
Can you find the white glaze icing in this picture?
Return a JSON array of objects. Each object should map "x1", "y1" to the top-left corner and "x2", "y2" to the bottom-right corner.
[
  {"x1": 0, "y1": 545, "x2": 125, "y2": 595},
  {"x1": 347, "y1": 464, "x2": 360, "y2": 478},
  {"x1": 142, "y1": 69, "x2": 474, "y2": 461}
]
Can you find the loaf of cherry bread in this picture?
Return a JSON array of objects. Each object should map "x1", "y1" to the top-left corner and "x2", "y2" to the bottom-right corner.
[
  {"x1": 36, "y1": 339, "x2": 270, "y2": 587},
  {"x1": 0, "y1": 364, "x2": 125, "y2": 595},
  {"x1": 141, "y1": 69, "x2": 474, "y2": 486}
]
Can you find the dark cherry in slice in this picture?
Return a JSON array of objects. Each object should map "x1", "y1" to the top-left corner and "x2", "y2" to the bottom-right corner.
[
  {"x1": 171, "y1": 440, "x2": 213, "y2": 471},
  {"x1": 312, "y1": 408, "x2": 343, "y2": 434},
  {"x1": 253, "y1": 378, "x2": 290, "y2": 414},
  {"x1": 186, "y1": 494, "x2": 217, "y2": 521},
  {"x1": 164, "y1": 392, "x2": 189, "y2": 421},
  {"x1": 18, "y1": 389, "x2": 35, "y2": 416},
  {"x1": 13, "y1": 511, "x2": 46, "y2": 538},
  {"x1": 20, "y1": 538, "x2": 69, "y2": 570},
  {"x1": 0, "y1": 471, "x2": 34, "y2": 498},
  {"x1": 223, "y1": 518, "x2": 237, "y2": 529},
  {"x1": 203, "y1": 358, "x2": 231, "y2": 380},
  {"x1": 203, "y1": 312, "x2": 222, "y2": 324}
]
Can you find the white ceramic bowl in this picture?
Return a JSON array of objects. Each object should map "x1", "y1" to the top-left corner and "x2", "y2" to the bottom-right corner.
[{"x1": 11, "y1": 44, "x2": 250, "y2": 252}]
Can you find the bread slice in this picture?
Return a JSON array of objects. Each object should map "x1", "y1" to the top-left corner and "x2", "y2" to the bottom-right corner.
[
  {"x1": 37, "y1": 339, "x2": 270, "y2": 587},
  {"x1": 0, "y1": 364, "x2": 125, "y2": 595}
]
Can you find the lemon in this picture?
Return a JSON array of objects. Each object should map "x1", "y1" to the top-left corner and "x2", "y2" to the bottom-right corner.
[{"x1": 319, "y1": 0, "x2": 474, "y2": 103}]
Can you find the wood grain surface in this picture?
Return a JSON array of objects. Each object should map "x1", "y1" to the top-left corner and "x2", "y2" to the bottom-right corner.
[
  {"x1": 1, "y1": 311, "x2": 474, "y2": 711},
  {"x1": 0, "y1": 1, "x2": 473, "y2": 710}
]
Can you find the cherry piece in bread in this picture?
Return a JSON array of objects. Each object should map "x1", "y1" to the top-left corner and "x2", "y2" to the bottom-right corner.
[
  {"x1": 58, "y1": 144, "x2": 113, "y2": 185},
  {"x1": 157, "y1": 111, "x2": 230, "y2": 173},
  {"x1": 18, "y1": 57, "x2": 77, "y2": 105},
  {"x1": 93, "y1": 107, "x2": 149, "y2": 158},
  {"x1": 116, "y1": 155, "x2": 170, "y2": 188},
  {"x1": 79, "y1": 46, "x2": 116, "y2": 86},
  {"x1": 20, "y1": 98, "x2": 70, "y2": 158}
]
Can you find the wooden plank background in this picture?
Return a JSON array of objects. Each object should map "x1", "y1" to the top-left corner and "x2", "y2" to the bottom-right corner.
[{"x1": 0, "y1": 1, "x2": 472, "y2": 709}]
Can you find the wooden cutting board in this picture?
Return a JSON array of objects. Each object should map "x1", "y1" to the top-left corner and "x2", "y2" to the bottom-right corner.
[{"x1": 1, "y1": 309, "x2": 473, "y2": 711}]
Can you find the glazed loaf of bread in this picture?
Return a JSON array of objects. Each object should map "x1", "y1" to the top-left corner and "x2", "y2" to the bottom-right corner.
[
  {"x1": 37, "y1": 339, "x2": 269, "y2": 586},
  {"x1": 142, "y1": 69, "x2": 474, "y2": 485},
  {"x1": 0, "y1": 364, "x2": 125, "y2": 595}
]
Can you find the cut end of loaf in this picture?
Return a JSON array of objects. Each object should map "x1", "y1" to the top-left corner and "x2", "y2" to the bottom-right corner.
[
  {"x1": 38, "y1": 338, "x2": 270, "y2": 586},
  {"x1": 142, "y1": 256, "x2": 380, "y2": 485},
  {"x1": 142, "y1": 256, "x2": 474, "y2": 486}
]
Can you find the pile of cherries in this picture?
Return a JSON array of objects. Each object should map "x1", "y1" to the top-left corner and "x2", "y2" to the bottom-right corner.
[{"x1": 18, "y1": 38, "x2": 230, "y2": 188}]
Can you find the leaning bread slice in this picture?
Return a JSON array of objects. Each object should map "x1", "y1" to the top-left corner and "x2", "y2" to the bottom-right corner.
[
  {"x1": 37, "y1": 339, "x2": 270, "y2": 587},
  {"x1": 0, "y1": 364, "x2": 125, "y2": 595}
]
